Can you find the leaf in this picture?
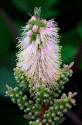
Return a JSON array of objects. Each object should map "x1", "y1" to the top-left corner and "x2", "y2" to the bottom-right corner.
[
  {"x1": 60, "y1": 22, "x2": 82, "y2": 64},
  {"x1": 14, "y1": 20, "x2": 25, "y2": 34},
  {"x1": 0, "y1": 52, "x2": 16, "y2": 70},
  {"x1": 0, "y1": 66, "x2": 17, "y2": 96},
  {"x1": 76, "y1": 22, "x2": 82, "y2": 40},
  {"x1": 0, "y1": 16, "x2": 15, "y2": 58},
  {"x1": 24, "y1": 114, "x2": 35, "y2": 120},
  {"x1": 61, "y1": 45, "x2": 77, "y2": 64},
  {"x1": 41, "y1": 9, "x2": 59, "y2": 18},
  {"x1": 10, "y1": 0, "x2": 31, "y2": 13},
  {"x1": 55, "y1": 117, "x2": 65, "y2": 125},
  {"x1": 44, "y1": 0, "x2": 60, "y2": 8}
]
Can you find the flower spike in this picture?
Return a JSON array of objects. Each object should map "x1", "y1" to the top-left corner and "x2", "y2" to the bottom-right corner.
[
  {"x1": 6, "y1": 7, "x2": 77, "y2": 125},
  {"x1": 16, "y1": 8, "x2": 61, "y2": 91}
]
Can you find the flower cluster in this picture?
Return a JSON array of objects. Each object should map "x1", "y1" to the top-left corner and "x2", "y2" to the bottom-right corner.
[{"x1": 6, "y1": 7, "x2": 77, "y2": 125}]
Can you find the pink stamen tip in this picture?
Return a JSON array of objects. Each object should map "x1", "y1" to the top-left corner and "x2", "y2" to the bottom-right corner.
[
  {"x1": 43, "y1": 20, "x2": 47, "y2": 24},
  {"x1": 44, "y1": 20, "x2": 47, "y2": 24},
  {"x1": 47, "y1": 21, "x2": 51, "y2": 26},
  {"x1": 28, "y1": 31, "x2": 32, "y2": 36},
  {"x1": 40, "y1": 28, "x2": 45, "y2": 32},
  {"x1": 68, "y1": 95, "x2": 73, "y2": 99},
  {"x1": 32, "y1": 25, "x2": 38, "y2": 32},
  {"x1": 69, "y1": 62, "x2": 74, "y2": 69},
  {"x1": 25, "y1": 25, "x2": 29, "y2": 29},
  {"x1": 31, "y1": 16, "x2": 36, "y2": 20}
]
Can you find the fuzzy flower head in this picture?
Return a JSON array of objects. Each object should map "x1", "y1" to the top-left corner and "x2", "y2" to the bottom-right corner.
[{"x1": 16, "y1": 7, "x2": 62, "y2": 91}]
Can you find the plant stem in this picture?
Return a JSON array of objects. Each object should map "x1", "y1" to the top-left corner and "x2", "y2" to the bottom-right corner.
[{"x1": 41, "y1": 105, "x2": 46, "y2": 125}]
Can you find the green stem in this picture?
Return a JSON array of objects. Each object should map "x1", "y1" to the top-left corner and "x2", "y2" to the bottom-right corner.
[{"x1": 34, "y1": 7, "x2": 41, "y2": 20}]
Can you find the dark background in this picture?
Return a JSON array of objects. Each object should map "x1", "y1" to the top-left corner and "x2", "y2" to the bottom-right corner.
[{"x1": 0, "y1": 0, "x2": 82, "y2": 125}]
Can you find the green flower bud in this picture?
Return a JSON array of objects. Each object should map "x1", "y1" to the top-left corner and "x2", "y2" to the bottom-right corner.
[
  {"x1": 11, "y1": 98, "x2": 16, "y2": 103},
  {"x1": 63, "y1": 108, "x2": 67, "y2": 112},
  {"x1": 35, "y1": 112, "x2": 38, "y2": 115},
  {"x1": 48, "y1": 119, "x2": 52, "y2": 123},
  {"x1": 50, "y1": 101, "x2": 53, "y2": 105},
  {"x1": 49, "y1": 106, "x2": 54, "y2": 111},
  {"x1": 16, "y1": 94, "x2": 19, "y2": 98},
  {"x1": 26, "y1": 108, "x2": 30, "y2": 111},
  {"x1": 17, "y1": 99, "x2": 21, "y2": 103},
  {"x1": 19, "y1": 91, "x2": 23, "y2": 95},
  {"x1": 28, "y1": 100, "x2": 33, "y2": 104},
  {"x1": 55, "y1": 106, "x2": 58, "y2": 110},
  {"x1": 44, "y1": 88, "x2": 49, "y2": 93},
  {"x1": 52, "y1": 122, "x2": 55, "y2": 125},
  {"x1": 54, "y1": 93, "x2": 58, "y2": 97},
  {"x1": 14, "y1": 87, "x2": 18, "y2": 91},
  {"x1": 25, "y1": 102, "x2": 28, "y2": 106},
  {"x1": 43, "y1": 119, "x2": 46, "y2": 123},
  {"x1": 57, "y1": 111, "x2": 63, "y2": 116},
  {"x1": 61, "y1": 75, "x2": 65, "y2": 79},
  {"x1": 64, "y1": 99, "x2": 68, "y2": 102},
  {"x1": 10, "y1": 94, "x2": 13, "y2": 97},
  {"x1": 43, "y1": 94, "x2": 49, "y2": 98},
  {"x1": 61, "y1": 86, "x2": 64, "y2": 89},
  {"x1": 54, "y1": 117, "x2": 59, "y2": 121},
  {"x1": 46, "y1": 113, "x2": 50, "y2": 117},
  {"x1": 32, "y1": 106, "x2": 35, "y2": 110},
  {"x1": 44, "y1": 99, "x2": 47, "y2": 103},
  {"x1": 18, "y1": 103, "x2": 22, "y2": 107},
  {"x1": 20, "y1": 106, "x2": 24, "y2": 110},
  {"x1": 32, "y1": 116, "x2": 35, "y2": 119},
  {"x1": 66, "y1": 103, "x2": 72, "y2": 109},
  {"x1": 51, "y1": 113, "x2": 55, "y2": 117},
  {"x1": 58, "y1": 90, "x2": 61, "y2": 93},
  {"x1": 60, "y1": 106, "x2": 64, "y2": 110},
  {"x1": 71, "y1": 99, "x2": 76, "y2": 105},
  {"x1": 63, "y1": 72, "x2": 69, "y2": 76},
  {"x1": 28, "y1": 112, "x2": 32, "y2": 116},
  {"x1": 23, "y1": 95, "x2": 27, "y2": 101}
]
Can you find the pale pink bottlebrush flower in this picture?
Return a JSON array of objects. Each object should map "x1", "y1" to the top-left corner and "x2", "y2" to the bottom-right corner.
[
  {"x1": 17, "y1": 16, "x2": 61, "y2": 90},
  {"x1": 17, "y1": 36, "x2": 30, "y2": 50}
]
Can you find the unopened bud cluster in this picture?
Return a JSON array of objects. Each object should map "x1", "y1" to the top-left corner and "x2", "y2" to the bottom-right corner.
[
  {"x1": 13, "y1": 68, "x2": 30, "y2": 89},
  {"x1": 6, "y1": 62, "x2": 77, "y2": 125}
]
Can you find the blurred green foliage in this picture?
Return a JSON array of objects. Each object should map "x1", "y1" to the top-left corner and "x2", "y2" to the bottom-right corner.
[
  {"x1": 61, "y1": 22, "x2": 82, "y2": 63},
  {"x1": 0, "y1": 16, "x2": 15, "y2": 58},
  {"x1": 10, "y1": 0, "x2": 60, "y2": 17},
  {"x1": 0, "y1": 104, "x2": 29, "y2": 125},
  {"x1": 0, "y1": 0, "x2": 82, "y2": 124}
]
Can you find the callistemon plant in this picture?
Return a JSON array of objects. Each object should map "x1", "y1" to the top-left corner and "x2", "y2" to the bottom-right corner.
[{"x1": 6, "y1": 7, "x2": 77, "y2": 125}]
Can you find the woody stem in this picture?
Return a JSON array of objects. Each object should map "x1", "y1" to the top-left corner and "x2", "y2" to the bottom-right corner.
[{"x1": 41, "y1": 105, "x2": 46, "y2": 125}]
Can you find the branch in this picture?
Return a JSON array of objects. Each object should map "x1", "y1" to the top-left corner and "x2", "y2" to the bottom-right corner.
[
  {"x1": 73, "y1": 44, "x2": 82, "y2": 71},
  {"x1": 24, "y1": 114, "x2": 35, "y2": 121},
  {"x1": 65, "y1": 110, "x2": 82, "y2": 125},
  {"x1": 0, "y1": 8, "x2": 19, "y2": 38}
]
